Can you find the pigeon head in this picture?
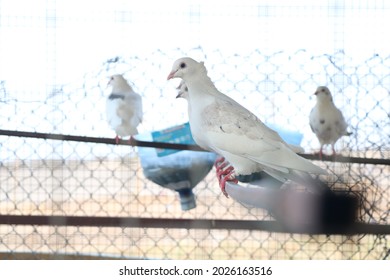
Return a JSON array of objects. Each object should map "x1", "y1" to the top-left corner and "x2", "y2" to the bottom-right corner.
[
  {"x1": 108, "y1": 74, "x2": 132, "y2": 92},
  {"x1": 314, "y1": 86, "x2": 333, "y2": 103},
  {"x1": 108, "y1": 74, "x2": 126, "y2": 85},
  {"x1": 167, "y1": 57, "x2": 206, "y2": 81},
  {"x1": 176, "y1": 80, "x2": 189, "y2": 99}
]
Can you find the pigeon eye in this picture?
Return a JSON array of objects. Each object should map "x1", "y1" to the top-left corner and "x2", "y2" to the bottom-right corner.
[
  {"x1": 321, "y1": 88, "x2": 325, "y2": 92},
  {"x1": 180, "y1": 62, "x2": 186, "y2": 69}
]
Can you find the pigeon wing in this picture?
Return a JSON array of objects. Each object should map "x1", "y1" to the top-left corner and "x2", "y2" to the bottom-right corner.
[{"x1": 201, "y1": 97, "x2": 326, "y2": 175}]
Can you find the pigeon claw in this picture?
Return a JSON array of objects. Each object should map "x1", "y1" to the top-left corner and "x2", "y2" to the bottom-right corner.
[
  {"x1": 214, "y1": 157, "x2": 238, "y2": 197},
  {"x1": 219, "y1": 168, "x2": 238, "y2": 198},
  {"x1": 216, "y1": 163, "x2": 237, "y2": 198},
  {"x1": 215, "y1": 161, "x2": 229, "y2": 175},
  {"x1": 214, "y1": 157, "x2": 226, "y2": 170},
  {"x1": 214, "y1": 156, "x2": 228, "y2": 182},
  {"x1": 115, "y1": 135, "x2": 120, "y2": 145}
]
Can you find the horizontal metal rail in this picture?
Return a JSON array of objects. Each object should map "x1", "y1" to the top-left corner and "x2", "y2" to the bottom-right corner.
[
  {"x1": 0, "y1": 215, "x2": 389, "y2": 235},
  {"x1": 0, "y1": 129, "x2": 389, "y2": 165},
  {"x1": 0, "y1": 129, "x2": 206, "y2": 152}
]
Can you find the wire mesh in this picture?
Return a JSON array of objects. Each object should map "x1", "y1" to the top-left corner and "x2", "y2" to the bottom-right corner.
[{"x1": 0, "y1": 1, "x2": 389, "y2": 260}]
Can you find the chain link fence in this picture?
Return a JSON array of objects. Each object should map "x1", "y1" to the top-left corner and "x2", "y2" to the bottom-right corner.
[
  {"x1": 1, "y1": 0, "x2": 390, "y2": 264},
  {"x1": 0, "y1": 47, "x2": 389, "y2": 259}
]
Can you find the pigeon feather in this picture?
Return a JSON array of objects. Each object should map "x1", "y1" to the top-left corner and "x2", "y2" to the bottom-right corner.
[
  {"x1": 309, "y1": 86, "x2": 351, "y2": 156},
  {"x1": 168, "y1": 58, "x2": 327, "y2": 187},
  {"x1": 106, "y1": 74, "x2": 143, "y2": 138}
]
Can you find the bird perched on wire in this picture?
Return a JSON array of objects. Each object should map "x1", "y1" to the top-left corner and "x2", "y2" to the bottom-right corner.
[
  {"x1": 309, "y1": 86, "x2": 352, "y2": 159},
  {"x1": 106, "y1": 74, "x2": 143, "y2": 144},
  {"x1": 175, "y1": 78, "x2": 304, "y2": 188},
  {"x1": 167, "y1": 57, "x2": 328, "y2": 197}
]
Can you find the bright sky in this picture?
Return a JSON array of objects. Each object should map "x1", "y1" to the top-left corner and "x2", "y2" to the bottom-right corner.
[{"x1": 1, "y1": 0, "x2": 389, "y2": 93}]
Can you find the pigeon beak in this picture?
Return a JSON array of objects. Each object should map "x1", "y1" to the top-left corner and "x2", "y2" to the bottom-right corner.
[
  {"x1": 175, "y1": 93, "x2": 181, "y2": 99},
  {"x1": 167, "y1": 70, "x2": 178, "y2": 80}
]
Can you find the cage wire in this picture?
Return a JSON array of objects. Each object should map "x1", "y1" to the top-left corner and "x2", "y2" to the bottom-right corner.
[
  {"x1": 0, "y1": 0, "x2": 390, "y2": 260},
  {"x1": 0, "y1": 47, "x2": 389, "y2": 260}
]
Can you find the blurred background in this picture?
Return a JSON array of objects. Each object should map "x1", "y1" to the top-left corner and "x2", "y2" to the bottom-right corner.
[{"x1": 0, "y1": 0, "x2": 389, "y2": 259}]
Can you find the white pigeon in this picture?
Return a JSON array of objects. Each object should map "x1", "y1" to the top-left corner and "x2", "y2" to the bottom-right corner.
[
  {"x1": 106, "y1": 74, "x2": 143, "y2": 144},
  {"x1": 309, "y1": 86, "x2": 352, "y2": 159},
  {"x1": 167, "y1": 57, "x2": 328, "y2": 197}
]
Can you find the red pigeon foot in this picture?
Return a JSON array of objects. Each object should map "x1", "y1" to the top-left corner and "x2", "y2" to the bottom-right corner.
[{"x1": 216, "y1": 163, "x2": 238, "y2": 198}]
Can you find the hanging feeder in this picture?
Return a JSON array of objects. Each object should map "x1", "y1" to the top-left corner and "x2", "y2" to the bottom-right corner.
[{"x1": 137, "y1": 122, "x2": 217, "y2": 211}]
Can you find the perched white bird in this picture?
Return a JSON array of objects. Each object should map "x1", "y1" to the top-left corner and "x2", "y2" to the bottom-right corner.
[
  {"x1": 309, "y1": 86, "x2": 352, "y2": 159},
  {"x1": 106, "y1": 74, "x2": 143, "y2": 144},
  {"x1": 167, "y1": 57, "x2": 327, "y2": 197}
]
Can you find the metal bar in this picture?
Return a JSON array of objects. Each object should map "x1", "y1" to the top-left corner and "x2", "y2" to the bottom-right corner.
[
  {"x1": 302, "y1": 153, "x2": 390, "y2": 165},
  {"x1": 0, "y1": 129, "x2": 206, "y2": 152},
  {"x1": 0, "y1": 129, "x2": 389, "y2": 165},
  {"x1": 0, "y1": 215, "x2": 389, "y2": 235}
]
